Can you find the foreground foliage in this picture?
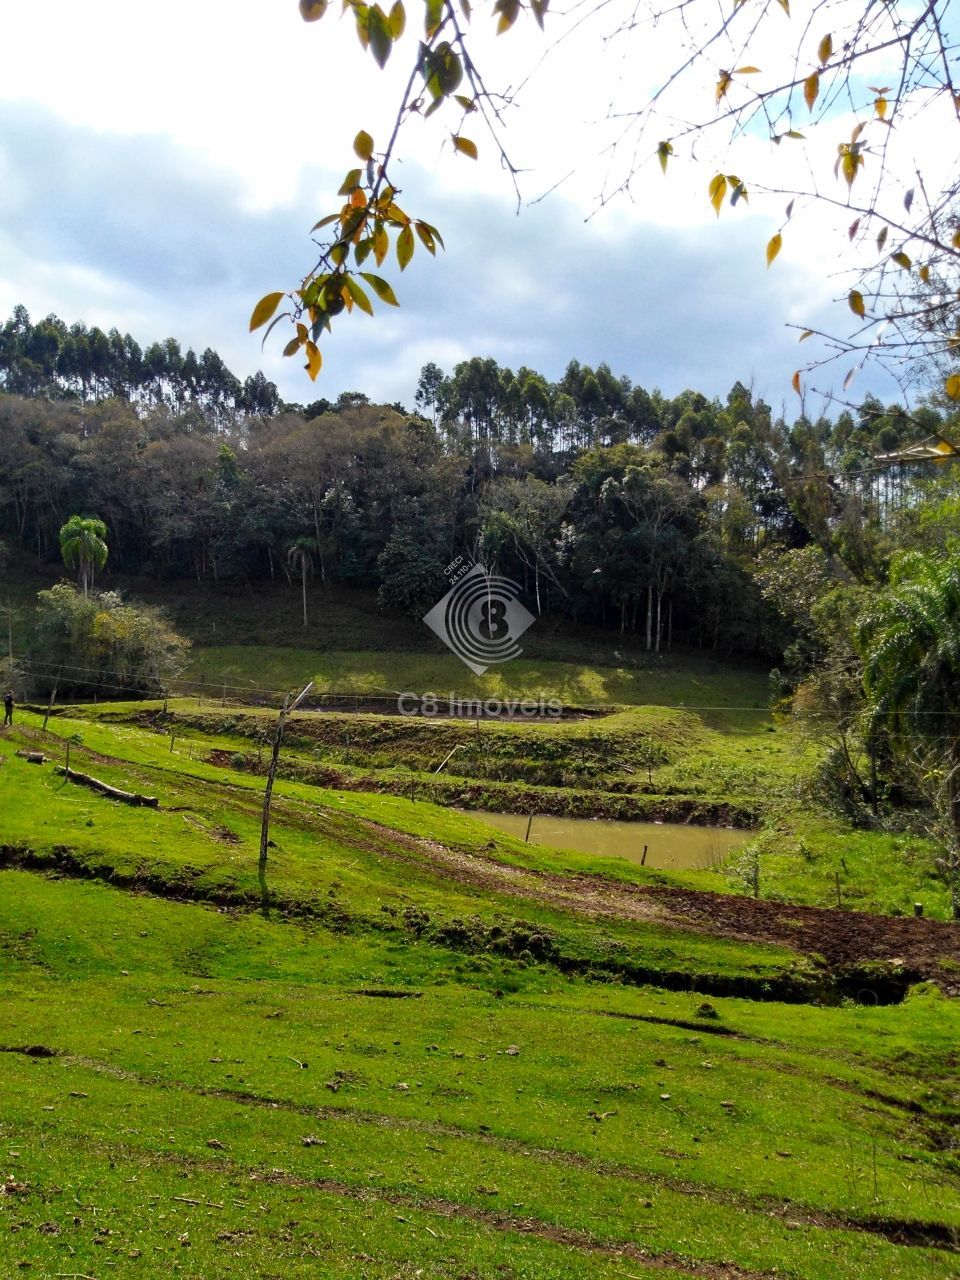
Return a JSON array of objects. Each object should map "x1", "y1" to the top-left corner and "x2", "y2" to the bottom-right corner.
[{"x1": 273, "y1": 0, "x2": 960, "y2": 400}]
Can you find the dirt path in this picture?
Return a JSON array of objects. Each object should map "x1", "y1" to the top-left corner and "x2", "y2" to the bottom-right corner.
[
  {"x1": 11, "y1": 723, "x2": 959, "y2": 989},
  {"x1": 367, "y1": 822, "x2": 960, "y2": 990}
]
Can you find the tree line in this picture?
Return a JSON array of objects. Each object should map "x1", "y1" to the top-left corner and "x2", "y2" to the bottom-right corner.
[
  {"x1": 0, "y1": 304, "x2": 283, "y2": 420},
  {"x1": 1, "y1": 309, "x2": 957, "y2": 662}
]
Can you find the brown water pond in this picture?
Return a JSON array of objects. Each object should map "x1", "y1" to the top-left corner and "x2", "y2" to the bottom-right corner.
[{"x1": 465, "y1": 811, "x2": 750, "y2": 870}]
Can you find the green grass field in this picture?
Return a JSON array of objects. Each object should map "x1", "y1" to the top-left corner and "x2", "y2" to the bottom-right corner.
[
  {"x1": 3, "y1": 568, "x2": 959, "y2": 1276},
  {"x1": 2, "y1": 867, "x2": 959, "y2": 1280},
  {"x1": 66, "y1": 691, "x2": 954, "y2": 919}
]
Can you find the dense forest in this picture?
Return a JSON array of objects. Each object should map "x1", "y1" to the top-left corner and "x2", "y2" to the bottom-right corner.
[{"x1": 1, "y1": 305, "x2": 957, "y2": 663}]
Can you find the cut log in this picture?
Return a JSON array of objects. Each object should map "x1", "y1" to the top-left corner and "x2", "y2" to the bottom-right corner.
[
  {"x1": 15, "y1": 751, "x2": 47, "y2": 764},
  {"x1": 55, "y1": 766, "x2": 159, "y2": 808}
]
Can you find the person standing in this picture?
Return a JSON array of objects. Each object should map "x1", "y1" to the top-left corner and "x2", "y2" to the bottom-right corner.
[{"x1": 3, "y1": 690, "x2": 13, "y2": 726}]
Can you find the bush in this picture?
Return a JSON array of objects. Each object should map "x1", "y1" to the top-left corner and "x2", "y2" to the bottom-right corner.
[{"x1": 32, "y1": 583, "x2": 189, "y2": 699}]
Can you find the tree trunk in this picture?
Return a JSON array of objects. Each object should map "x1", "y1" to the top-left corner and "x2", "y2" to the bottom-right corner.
[
  {"x1": 301, "y1": 563, "x2": 308, "y2": 628},
  {"x1": 645, "y1": 582, "x2": 652, "y2": 652}
]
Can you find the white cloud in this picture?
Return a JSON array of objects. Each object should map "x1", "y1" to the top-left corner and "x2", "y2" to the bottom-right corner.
[{"x1": 0, "y1": 1, "x2": 933, "y2": 412}]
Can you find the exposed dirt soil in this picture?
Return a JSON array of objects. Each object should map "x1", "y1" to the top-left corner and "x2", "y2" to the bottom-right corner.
[
  {"x1": 10, "y1": 723, "x2": 959, "y2": 991},
  {"x1": 366, "y1": 822, "x2": 960, "y2": 993}
]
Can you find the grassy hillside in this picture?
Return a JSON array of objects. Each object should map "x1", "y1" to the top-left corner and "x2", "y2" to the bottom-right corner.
[
  {"x1": 3, "y1": 869, "x2": 958, "y2": 1279},
  {"x1": 67, "y1": 696, "x2": 954, "y2": 918},
  {"x1": 1, "y1": 665, "x2": 959, "y2": 1280},
  {"x1": 3, "y1": 552, "x2": 772, "y2": 704}
]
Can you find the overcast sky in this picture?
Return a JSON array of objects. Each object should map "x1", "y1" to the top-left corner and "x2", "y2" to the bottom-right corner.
[{"x1": 0, "y1": 0, "x2": 924, "y2": 413}]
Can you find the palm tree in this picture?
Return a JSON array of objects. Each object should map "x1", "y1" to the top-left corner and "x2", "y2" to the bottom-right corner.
[
  {"x1": 59, "y1": 515, "x2": 109, "y2": 597},
  {"x1": 859, "y1": 551, "x2": 960, "y2": 918},
  {"x1": 286, "y1": 537, "x2": 317, "y2": 629}
]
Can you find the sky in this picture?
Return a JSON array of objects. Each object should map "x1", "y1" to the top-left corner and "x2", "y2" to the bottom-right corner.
[{"x1": 0, "y1": 0, "x2": 936, "y2": 414}]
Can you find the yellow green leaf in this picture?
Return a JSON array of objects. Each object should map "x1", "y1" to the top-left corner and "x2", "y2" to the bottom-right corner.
[
  {"x1": 422, "y1": 220, "x2": 444, "y2": 250},
  {"x1": 817, "y1": 34, "x2": 832, "y2": 64},
  {"x1": 304, "y1": 340, "x2": 323, "y2": 381},
  {"x1": 841, "y1": 150, "x2": 862, "y2": 186},
  {"x1": 311, "y1": 213, "x2": 340, "y2": 233},
  {"x1": 353, "y1": 3, "x2": 369, "y2": 47},
  {"x1": 715, "y1": 70, "x2": 732, "y2": 104},
  {"x1": 373, "y1": 223, "x2": 389, "y2": 266},
  {"x1": 777, "y1": 0, "x2": 789, "y2": 12},
  {"x1": 798, "y1": 330, "x2": 813, "y2": 342},
  {"x1": 874, "y1": 96, "x2": 887, "y2": 119},
  {"x1": 249, "y1": 291, "x2": 284, "y2": 333},
  {"x1": 397, "y1": 224, "x2": 414, "y2": 270},
  {"x1": 946, "y1": 374, "x2": 960, "y2": 401},
  {"x1": 414, "y1": 220, "x2": 436, "y2": 255},
  {"x1": 367, "y1": 5, "x2": 393, "y2": 68},
  {"x1": 657, "y1": 141, "x2": 673, "y2": 175},
  {"x1": 891, "y1": 251, "x2": 912, "y2": 270},
  {"x1": 735, "y1": 66, "x2": 761, "y2": 75},
  {"x1": 299, "y1": 0, "x2": 328, "y2": 20},
  {"x1": 848, "y1": 289, "x2": 865, "y2": 318},
  {"x1": 876, "y1": 226, "x2": 888, "y2": 252},
  {"x1": 353, "y1": 131, "x2": 374, "y2": 161},
  {"x1": 282, "y1": 336, "x2": 302, "y2": 359},
  {"x1": 344, "y1": 275, "x2": 374, "y2": 315},
  {"x1": 494, "y1": 0, "x2": 520, "y2": 34},
  {"x1": 766, "y1": 233, "x2": 782, "y2": 267},
  {"x1": 425, "y1": 0, "x2": 443, "y2": 35},
  {"x1": 339, "y1": 168, "x2": 363, "y2": 195},
  {"x1": 953, "y1": 230, "x2": 960, "y2": 249},
  {"x1": 919, "y1": 264, "x2": 931, "y2": 283},
  {"x1": 803, "y1": 72, "x2": 819, "y2": 112},
  {"x1": 423, "y1": 41, "x2": 463, "y2": 99},
  {"x1": 452, "y1": 134, "x2": 478, "y2": 159},
  {"x1": 708, "y1": 173, "x2": 727, "y2": 216},
  {"x1": 359, "y1": 272, "x2": 400, "y2": 306},
  {"x1": 388, "y1": 0, "x2": 405, "y2": 38}
]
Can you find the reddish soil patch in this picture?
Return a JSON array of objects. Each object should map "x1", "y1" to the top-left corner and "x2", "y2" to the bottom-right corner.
[
  {"x1": 640, "y1": 885, "x2": 960, "y2": 984},
  {"x1": 366, "y1": 821, "x2": 960, "y2": 992}
]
